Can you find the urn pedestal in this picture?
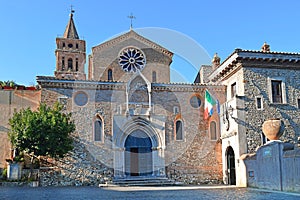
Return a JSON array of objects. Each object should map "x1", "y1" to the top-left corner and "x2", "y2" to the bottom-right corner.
[
  {"x1": 7, "y1": 162, "x2": 23, "y2": 180},
  {"x1": 262, "y1": 119, "x2": 284, "y2": 140}
]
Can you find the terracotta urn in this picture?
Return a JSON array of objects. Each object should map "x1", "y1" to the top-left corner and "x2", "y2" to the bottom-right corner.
[{"x1": 262, "y1": 119, "x2": 285, "y2": 140}]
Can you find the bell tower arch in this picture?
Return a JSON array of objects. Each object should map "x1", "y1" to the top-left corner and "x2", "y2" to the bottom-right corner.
[{"x1": 54, "y1": 10, "x2": 86, "y2": 80}]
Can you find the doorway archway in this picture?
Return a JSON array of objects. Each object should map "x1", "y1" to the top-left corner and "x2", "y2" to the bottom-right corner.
[
  {"x1": 226, "y1": 146, "x2": 236, "y2": 185},
  {"x1": 124, "y1": 129, "x2": 153, "y2": 177}
]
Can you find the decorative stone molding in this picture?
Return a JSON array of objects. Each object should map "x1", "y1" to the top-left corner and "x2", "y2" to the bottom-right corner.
[
  {"x1": 220, "y1": 131, "x2": 237, "y2": 140},
  {"x1": 37, "y1": 76, "x2": 226, "y2": 93},
  {"x1": 209, "y1": 49, "x2": 300, "y2": 82},
  {"x1": 92, "y1": 30, "x2": 173, "y2": 58}
]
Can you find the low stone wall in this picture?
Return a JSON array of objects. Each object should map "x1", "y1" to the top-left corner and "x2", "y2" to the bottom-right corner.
[
  {"x1": 242, "y1": 141, "x2": 300, "y2": 192},
  {"x1": 282, "y1": 147, "x2": 300, "y2": 192}
]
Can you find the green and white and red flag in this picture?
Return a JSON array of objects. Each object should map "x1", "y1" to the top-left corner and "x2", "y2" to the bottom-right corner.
[{"x1": 204, "y1": 90, "x2": 216, "y2": 119}]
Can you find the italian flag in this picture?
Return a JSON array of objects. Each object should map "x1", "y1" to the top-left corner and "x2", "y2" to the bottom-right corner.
[{"x1": 204, "y1": 90, "x2": 216, "y2": 119}]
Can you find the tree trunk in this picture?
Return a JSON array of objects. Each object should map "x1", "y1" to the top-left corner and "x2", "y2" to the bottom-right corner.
[{"x1": 28, "y1": 156, "x2": 34, "y2": 180}]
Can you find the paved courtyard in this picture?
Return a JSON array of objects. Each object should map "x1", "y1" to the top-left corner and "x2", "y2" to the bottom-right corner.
[{"x1": 1, "y1": 185, "x2": 300, "y2": 200}]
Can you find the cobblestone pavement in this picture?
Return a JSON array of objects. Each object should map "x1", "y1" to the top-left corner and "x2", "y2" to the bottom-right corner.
[{"x1": 1, "y1": 185, "x2": 300, "y2": 200}]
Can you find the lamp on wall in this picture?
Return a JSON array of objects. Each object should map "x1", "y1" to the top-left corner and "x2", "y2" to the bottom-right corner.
[
  {"x1": 223, "y1": 104, "x2": 234, "y2": 131},
  {"x1": 228, "y1": 105, "x2": 234, "y2": 118}
]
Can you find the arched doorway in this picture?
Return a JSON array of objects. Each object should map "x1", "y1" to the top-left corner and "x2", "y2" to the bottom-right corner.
[
  {"x1": 125, "y1": 129, "x2": 153, "y2": 177},
  {"x1": 226, "y1": 146, "x2": 236, "y2": 185}
]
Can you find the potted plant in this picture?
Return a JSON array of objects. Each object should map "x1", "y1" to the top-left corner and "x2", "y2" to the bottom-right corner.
[{"x1": 1, "y1": 80, "x2": 16, "y2": 90}]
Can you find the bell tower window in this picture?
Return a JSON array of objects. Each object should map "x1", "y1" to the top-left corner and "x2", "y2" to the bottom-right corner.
[
  {"x1": 62, "y1": 57, "x2": 65, "y2": 71},
  {"x1": 68, "y1": 58, "x2": 73, "y2": 71},
  {"x1": 76, "y1": 58, "x2": 79, "y2": 71}
]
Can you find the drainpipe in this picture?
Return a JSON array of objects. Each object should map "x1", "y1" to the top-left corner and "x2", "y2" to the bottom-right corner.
[{"x1": 8, "y1": 90, "x2": 12, "y2": 117}]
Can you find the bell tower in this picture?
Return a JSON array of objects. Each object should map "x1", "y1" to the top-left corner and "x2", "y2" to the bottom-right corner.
[{"x1": 54, "y1": 10, "x2": 86, "y2": 80}]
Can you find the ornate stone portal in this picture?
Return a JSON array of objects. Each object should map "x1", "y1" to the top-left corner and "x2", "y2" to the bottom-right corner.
[{"x1": 113, "y1": 116, "x2": 166, "y2": 179}]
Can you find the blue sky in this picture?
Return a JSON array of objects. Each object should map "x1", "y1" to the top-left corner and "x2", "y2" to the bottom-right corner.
[{"x1": 1, "y1": 0, "x2": 300, "y2": 85}]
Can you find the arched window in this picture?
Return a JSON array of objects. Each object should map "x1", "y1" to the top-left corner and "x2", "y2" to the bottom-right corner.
[
  {"x1": 75, "y1": 58, "x2": 79, "y2": 71},
  {"x1": 68, "y1": 58, "x2": 73, "y2": 71},
  {"x1": 108, "y1": 69, "x2": 113, "y2": 81},
  {"x1": 175, "y1": 120, "x2": 183, "y2": 140},
  {"x1": 173, "y1": 106, "x2": 179, "y2": 114},
  {"x1": 210, "y1": 121, "x2": 217, "y2": 140},
  {"x1": 94, "y1": 116, "x2": 103, "y2": 141},
  {"x1": 152, "y1": 71, "x2": 157, "y2": 82},
  {"x1": 62, "y1": 57, "x2": 65, "y2": 71}
]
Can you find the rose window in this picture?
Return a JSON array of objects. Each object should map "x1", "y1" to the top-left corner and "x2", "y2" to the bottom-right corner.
[{"x1": 118, "y1": 47, "x2": 146, "y2": 72}]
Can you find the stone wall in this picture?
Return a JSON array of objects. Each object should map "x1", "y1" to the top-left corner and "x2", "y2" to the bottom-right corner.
[
  {"x1": 242, "y1": 141, "x2": 300, "y2": 192},
  {"x1": 152, "y1": 86, "x2": 225, "y2": 184},
  {"x1": 196, "y1": 65, "x2": 213, "y2": 84},
  {"x1": 243, "y1": 67, "x2": 300, "y2": 153},
  {"x1": 38, "y1": 81, "x2": 226, "y2": 185},
  {"x1": 166, "y1": 135, "x2": 223, "y2": 184}
]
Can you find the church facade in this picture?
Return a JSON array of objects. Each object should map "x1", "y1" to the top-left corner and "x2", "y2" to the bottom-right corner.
[{"x1": 36, "y1": 12, "x2": 225, "y2": 185}]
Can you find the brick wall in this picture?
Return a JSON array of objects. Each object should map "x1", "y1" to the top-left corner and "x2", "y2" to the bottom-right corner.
[{"x1": 0, "y1": 89, "x2": 41, "y2": 168}]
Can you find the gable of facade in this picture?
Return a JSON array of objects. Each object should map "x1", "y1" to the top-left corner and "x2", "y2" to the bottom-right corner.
[{"x1": 88, "y1": 30, "x2": 173, "y2": 83}]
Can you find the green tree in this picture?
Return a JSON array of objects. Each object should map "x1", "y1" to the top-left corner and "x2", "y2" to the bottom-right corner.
[{"x1": 8, "y1": 102, "x2": 75, "y2": 175}]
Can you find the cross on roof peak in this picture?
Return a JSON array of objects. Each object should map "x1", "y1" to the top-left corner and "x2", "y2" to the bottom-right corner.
[
  {"x1": 70, "y1": 5, "x2": 75, "y2": 17},
  {"x1": 128, "y1": 13, "x2": 136, "y2": 30}
]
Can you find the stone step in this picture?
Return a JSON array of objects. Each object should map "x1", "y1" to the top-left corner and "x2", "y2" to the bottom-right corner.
[{"x1": 112, "y1": 177, "x2": 181, "y2": 186}]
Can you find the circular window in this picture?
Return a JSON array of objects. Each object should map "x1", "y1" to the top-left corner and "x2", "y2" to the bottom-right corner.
[
  {"x1": 74, "y1": 92, "x2": 88, "y2": 106},
  {"x1": 68, "y1": 43, "x2": 73, "y2": 48},
  {"x1": 190, "y1": 96, "x2": 201, "y2": 108},
  {"x1": 118, "y1": 47, "x2": 146, "y2": 72}
]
